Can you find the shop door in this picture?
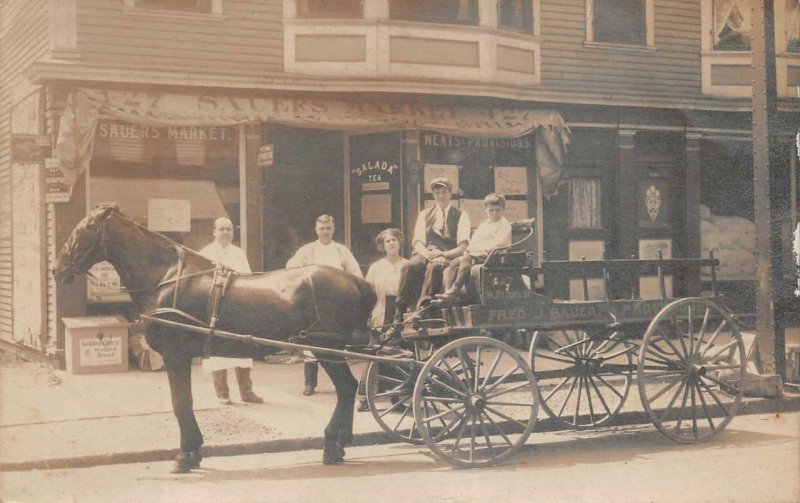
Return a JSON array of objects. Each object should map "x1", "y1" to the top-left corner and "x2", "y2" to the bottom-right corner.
[
  {"x1": 543, "y1": 129, "x2": 616, "y2": 300},
  {"x1": 263, "y1": 126, "x2": 344, "y2": 271},
  {"x1": 346, "y1": 132, "x2": 403, "y2": 268}
]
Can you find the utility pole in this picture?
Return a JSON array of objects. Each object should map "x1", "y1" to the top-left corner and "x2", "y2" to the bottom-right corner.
[{"x1": 751, "y1": 0, "x2": 785, "y2": 378}]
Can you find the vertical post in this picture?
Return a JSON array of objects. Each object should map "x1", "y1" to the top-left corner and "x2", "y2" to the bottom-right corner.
[
  {"x1": 685, "y1": 132, "x2": 702, "y2": 296},
  {"x1": 242, "y1": 123, "x2": 264, "y2": 271},
  {"x1": 617, "y1": 129, "x2": 638, "y2": 297},
  {"x1": 401, "y1": 130, "x2": 420, "y2": 257},
  {"x1": 751, "y1": 0, "x2": 784, "y2": 378}
]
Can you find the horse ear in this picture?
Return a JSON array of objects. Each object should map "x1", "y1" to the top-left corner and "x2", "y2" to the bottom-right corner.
[{"x1": 97, "y1": 203, "x2": 119, "y2": 218}]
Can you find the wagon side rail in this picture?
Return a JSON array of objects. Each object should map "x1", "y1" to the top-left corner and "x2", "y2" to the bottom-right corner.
[{"x1": 540, "y1": 255, "x2": 721, "y2": 302}]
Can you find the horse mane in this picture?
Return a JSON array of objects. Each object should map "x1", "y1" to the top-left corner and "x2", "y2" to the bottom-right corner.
[{"x1": 102, "y1": 205, "x2": 213, "y2": 266}]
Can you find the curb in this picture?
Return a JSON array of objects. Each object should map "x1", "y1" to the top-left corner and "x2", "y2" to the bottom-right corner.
[{"x1": 2, "y1": 394, "x2": 799, "y2": 473}]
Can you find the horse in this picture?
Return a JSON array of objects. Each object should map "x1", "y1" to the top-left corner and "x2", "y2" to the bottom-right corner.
[{"x1": 53, "y1": 204, "x2": 376, "y2": 473}]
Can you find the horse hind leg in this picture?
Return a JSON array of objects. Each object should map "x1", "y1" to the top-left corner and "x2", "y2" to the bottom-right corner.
[
  {"x1": 317, "y1": 353, "x2": 358, "y2": 465},
  {"x1": 164, "y1": 353, "x2": 204, "y2": 473}
]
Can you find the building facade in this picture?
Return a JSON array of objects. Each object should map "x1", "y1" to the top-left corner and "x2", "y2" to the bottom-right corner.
[{"x1": 0, "y1": 0, "x2": 798, "y2": 363}]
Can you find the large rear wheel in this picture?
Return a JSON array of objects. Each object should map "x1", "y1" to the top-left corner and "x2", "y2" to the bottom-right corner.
[{"x1": 638, "y1": 298, "x2": 746, "y2": 443}]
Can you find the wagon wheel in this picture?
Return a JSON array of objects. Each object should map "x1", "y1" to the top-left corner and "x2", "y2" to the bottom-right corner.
[
  {"x1": 365, "y1": 351, "x2": 424, "y2": 445},
  {"x1": 638, "y1": 298, "x2": 746, "y2": 443},
  {"x1": 529, "y1": 328, "x2": 634, "y2": 429},
  {"x1": 413, "y1": 336, "x2": 539, "y2": 468}
]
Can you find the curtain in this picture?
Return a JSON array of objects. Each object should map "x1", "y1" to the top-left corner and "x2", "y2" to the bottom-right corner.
[
  {"x1": 569, "y1": 178, "x2": 601, "y2": 229},
  {"x1": 713, "y1": 0, "x2": 752, "y2": 48}
]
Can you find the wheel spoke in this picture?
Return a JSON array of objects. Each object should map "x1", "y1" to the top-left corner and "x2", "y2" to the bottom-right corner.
[
  {"x1": 428, "y1": 400, "x2": 454, "y2": 433},
  {"x1": 433, "y1": 409, "x2": 468, "y2": 442},
  {"x1": 693, "y1": 380, "x2": 716, "y2": 430},
  {"x1": 673, "y1": 378, "x2": 692, "y2": 433},
  {"x1": 655, "y1": 325, "x2": 688, "y2": 364},
  {"x1": 700, "y1": 372, "x2": 741, "y2": 397},
  {"x1": 428, "y1": 374, "x2": 468, "y2": 398},
  {"x1": 441, "y1": 358, "x2": 471, "y2": 394},
  {"x1": 484, "y1": 380, "x2": 533, "y2": 400},
  {"x1": 647, "y1": 373, "x2": 685, "y2": 404},
  {"x1": 483, "y1": 351, "x2": 503, "y2": 386},
  {"x1": 702, "y1": 363, "x2": 743, "y2": 372},
  {"x1": 392, "y1": 400, "x2": 414, "y2": 431},
  {"x1": 593, "y1": 374, "x2": 624, "y2": 400},
  {"x1": 481, "y1": 410, "x2": 513, "y2": 447},
  {"x1": 484, "y1": 405, "x2": 529, "y2": 432},
  {"x1": 693, "y1": 307, "x2": 711, "y2": 359},
  {"x1": 690, "y1": 380, "x2": 698, "y2": 438},
  {"x1": 543, "y1": 376, "x2": 571, "y2": 402},
  {"x1": 587, "y1": 375, "x2": 613, "y2": 418},
  {"x1": 583, "y1": 376, "x2": 596, "y2": 424},
  {"x1": 702, "y1": 339, "x2": 739, "y2": 365},
  {"x1": 533, "y1": 351, "x2": 578, "y2": 365},
  {"x1": 474, "y1": 345, "x2": 482, "y2": 392},
  {"x1": 485, "y1": 400, "x2": 535, "y2": 408},
  {"x1": 641, "y1": 369, "x2": 686, "y2": 378},
  {"x1": 697, "y1": 377, "x2": 731, "y2": 417},
  {"x1": 557, "y1": 377, "x2": 580, "y2": 417},
  {"x1": 373, "y1": 388, "x2": 406, "y2": 399},
  {"x1": 378, "y1": 396, "x2": 411, "y2": 418},
  {"x1": 482, "y1": 362, "x2": 521, "y2": 396},
  {"x1": 449, "y1": 414, "x2": 472, "y2": 452},
  {"x1": 421, "y1": 395, "x2": 465, "y2": 404},
  {"x1": 422, "y1": 403, "x2": 466, "y2": 424},
  {"x1": 377, "y1": 375, "x2": 405, "y2": 385},
  {"x1": 657, "y1": 377, "x2": 688, "y2": 424},
  {"x1": 573, "y1": 373, "x2": 583, "y2": 425},
  {"x1": 478, "y1": 412, "x2": 496, "y2": 457},
  {"x1": 699, "y1": 320, "x2": 728, "y2": 359},
  {"x1": 456, "y1": 347, "x2": 475, "y2": 390},
  {"x1": 642, "y1": 349, "x2": 680, "y2": 369}
]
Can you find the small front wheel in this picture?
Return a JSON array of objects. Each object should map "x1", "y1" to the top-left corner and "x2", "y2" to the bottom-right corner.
[{"x1": 413, "y1": 336, "x2": 539, "y2": 468}]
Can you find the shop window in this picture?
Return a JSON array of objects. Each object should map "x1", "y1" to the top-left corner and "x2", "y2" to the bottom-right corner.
[
  {"x1": 131, "y1": 0, "x2": 214, "y2": 13},
  {"x1": 297, "y1": 0, "x2": 363, "y2": 18},
  {"x1": 588, "y1": 0, "x2": 649, "y2": 46},
  {"x1": 785, "y1": 0, "x2": 800, "y2": 52},
  {"x1": 389, "y1": 0, "x2": 479, "y2": 26},
  {"x1": 712, "y1": 0, "x2": 751, "y2": 50},
  {"x1": 499, "y1": 0, "x2": 534, "y2": 35},
  {"x1": 569, "y1": 178, "x2": 602, "y2": 229}
]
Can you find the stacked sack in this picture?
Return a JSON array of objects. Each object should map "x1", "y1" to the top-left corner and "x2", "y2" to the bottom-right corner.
[{"x1": 700, "y1": 204, "x2": 756, "y2": 280}]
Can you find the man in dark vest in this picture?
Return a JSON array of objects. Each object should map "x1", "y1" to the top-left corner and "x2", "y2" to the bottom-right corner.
[{"x1": 394, "y1": 177, "x2": 471, "y2": 319}]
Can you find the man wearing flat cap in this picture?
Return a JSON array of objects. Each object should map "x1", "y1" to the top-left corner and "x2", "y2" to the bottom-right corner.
[{"x1": 394, "y1": 177, "x2": 471, "y2": 319}]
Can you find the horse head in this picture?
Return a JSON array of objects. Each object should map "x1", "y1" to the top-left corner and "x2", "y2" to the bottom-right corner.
[{"x1": 53, "y1": 203, "x2": 119, "y2": 284}]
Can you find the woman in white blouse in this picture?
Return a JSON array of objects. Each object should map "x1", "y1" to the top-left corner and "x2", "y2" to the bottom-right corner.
[{"x1": 358, "y1": 228, "x2": 408, "y2": 411}]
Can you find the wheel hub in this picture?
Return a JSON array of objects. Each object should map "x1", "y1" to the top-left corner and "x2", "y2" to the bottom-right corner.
[{"x1": 466, "y1": 393, "x2": 486, "y2": 412}]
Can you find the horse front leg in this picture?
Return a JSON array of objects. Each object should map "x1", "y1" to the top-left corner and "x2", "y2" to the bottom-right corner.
[
  {"x1": 317, "y1": 354, "x2": 358, "y2": 465},
  {"x1": 164, "y1": 353, "x2": 204, "y2": 473}
]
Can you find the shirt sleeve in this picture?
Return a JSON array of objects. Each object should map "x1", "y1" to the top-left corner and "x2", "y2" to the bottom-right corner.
[
  {"x1": 235, "y1": 247, "x2": 252, "y2": 274},
  {"x1": 412, "y1": 210, "x2": 427, "y2": 247},
  {"x1": 456, "y1": 210, "x2": 472, "y2": 245},
  {"x1": 286, "y1": 244, "x2": 307, "y2": 268},
  {"x1": 339, "y1": 245, "x2": 363, "y2": 278}
]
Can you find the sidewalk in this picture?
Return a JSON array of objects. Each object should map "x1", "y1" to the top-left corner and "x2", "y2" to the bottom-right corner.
[{"x1": 1, "y1": 351, "x2": 799, "y2": 472}]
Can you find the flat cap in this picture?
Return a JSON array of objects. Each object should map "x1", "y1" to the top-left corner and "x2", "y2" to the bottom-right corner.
[{"x1": 429, "y1": 177, "x2": 453, "y2": 191}]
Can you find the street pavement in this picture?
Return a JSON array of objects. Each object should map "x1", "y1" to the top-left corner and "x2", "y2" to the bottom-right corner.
[
  {"x1": 1, "y1": 411, "x2": 798, "y2": 503},
  {"x1": 1, "y1": 350, "x2": 799, "y2": 473}
]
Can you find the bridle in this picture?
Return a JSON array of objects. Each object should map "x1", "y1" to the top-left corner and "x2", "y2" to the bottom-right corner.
[{"x1": 58, "y1": 212, "x2": 111, "y2": 281}]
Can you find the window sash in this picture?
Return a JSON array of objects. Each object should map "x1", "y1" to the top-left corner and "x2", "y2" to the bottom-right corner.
[
  {"x1": 592, "y1": 0, "x2": 646, "y2": 46},
  {"x1": 499, "y1": 0, "x2": 534, "y2": 34},
  {"x1": 389, "y1": 0, "x2": 479, "y2": 26},
  {"x1": 297, "y1": 0, "x2": 363, "y2": 18},
  {"x1": 569, "y1": 177, "x2": 603, "y2": 230},
  {"x1": 136, "y1": 0, "x2": 212, "y2": 13}
]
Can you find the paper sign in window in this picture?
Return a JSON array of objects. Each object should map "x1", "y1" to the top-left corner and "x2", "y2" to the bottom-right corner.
[
  {"x1": 494, "y1": 166, "x2": 527, "y2": 195},
  {"x1": 361, "y1": 193, "x2": 392, "y2": 224}
]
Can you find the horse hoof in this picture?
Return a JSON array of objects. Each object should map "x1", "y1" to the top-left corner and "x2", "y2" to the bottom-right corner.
[
  {"x1": 322, "y1": 444, "x2": 345, "y2": 465},
  {"x1": 171, "y1": 450, "x2": 202, "y2": 473}
]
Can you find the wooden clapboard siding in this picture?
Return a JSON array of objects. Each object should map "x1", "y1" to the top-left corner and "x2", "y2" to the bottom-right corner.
[
  {"x1": 75, "y1": 0, "x2": 284, "y2": 76},
  {"x1": 0, "y1": 0, "x2": 51, "y2": 342},
  {"x1": 539, "y1": 0, "x2": 702, "y2": 98}
]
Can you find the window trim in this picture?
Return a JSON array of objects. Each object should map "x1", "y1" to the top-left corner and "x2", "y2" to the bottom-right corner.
[
  {"x1": 123, "y1": 0, "x2": 223, "y2": 16},
  {"x1": 585, "y1": 0, "x2": 654, "y2": 49},
  {"x1": 388, "y1": 0, "x2": 480, "y2": 27},
  {"x1": 296, "y1": 0, "x2": 364, "y2": 19}
]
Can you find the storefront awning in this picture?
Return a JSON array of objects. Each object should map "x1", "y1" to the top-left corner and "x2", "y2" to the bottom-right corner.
[
  {"x1": 57, "y1": 87, "x2": 570, "y2": 197},
  {"x1": 89, "y1": 177, "x2": 227, "y2": 221}
]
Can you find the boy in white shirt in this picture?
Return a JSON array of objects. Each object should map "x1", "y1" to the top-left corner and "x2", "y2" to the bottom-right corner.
[{"x1": 438, "y1": 193, "x2": 512, "y2": 302}]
